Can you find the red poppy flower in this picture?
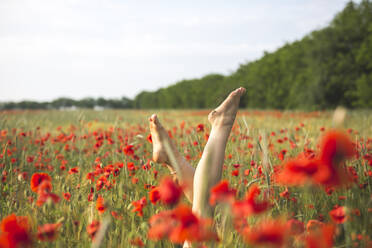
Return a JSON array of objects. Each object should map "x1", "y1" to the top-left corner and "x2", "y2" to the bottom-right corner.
[
  {"x1": 87, "y1": 193, "x2": 94, "y2": 202},
  {"x1": 286, "y1": 219, "x2": 304, "y2": 235},
  {"x1": 305, "y1": 223, "x2": 335, "y2": 248},
  {"x1": 130, "y1": 237, "x2": 144, "y2": 247},
  {"x1": 209, "y1": 180, "x2": 236, "y2": 206},
  {"x1": 169, "y1": 205, "x2": 217, "y2": 244},
  {"x1": 127, "y1": 162, "x2": 136, "y2": 171},
  {"x1": 329, "y1": 206, "x2": 347, "y2": 224},
  {"x1": 317, "y1": 130, "x2": 356, "y2": 187},
  {"x1": 132, "y1": 177, "x2": 139, "y2": 184},
  {"x1": 37, "y1": 223, "x2": 62, "y2": 241},
  {"x1": 148, "y1": 210, "x2": 174, "y2": 241},
  {"x1": 278, "y1": 149, "x2": 287, "y2": 161},
  {"x1": 319, "y1": 130, "x2": 356, "y2": 166},
  {"x1": 275, "y1": 157, "x2": 329, "y2": 186},
  {"x1": 86, "y1": 220, "x2": 100, "y2": 240},
  {"x1": 68, "y1": 167, "x2": 79, "y2": 174},
  {"x1": 196, "y1": 124, "x2": 204, "y2": 132},
  {"x1": 241, "y1": 219, "x2": 288, "y2": 247},
  {"x1": 148, "y1": 204, "x2": 218, "y2": 244},
  {"x1": 111, "y1": 211, "x2": 123, "y2": 220},
  {"x1": 147, "y1": 134, "x2": 152, "y2": 143},
  {"x1": 232, "y1": 184, "x2": 269, "y2": 217},
  {"x1": 30, "y1": 173, "x2": 51, "y2": 192},
  {"x1": 96, "y1": 195, "x2": 106, "y2": 214},
  {"x1": 26, "y1": 156, "x2": 34, "y2": 163},
  {"x1": 37, "y1": 180, "x2": 53, "y2": 194},
  {"x1": 0, "y1": 130, "x2": 7, "y2": 137},
  {"x1": 231, "y1": 170, "x2": 239, "y2": 177},
  {"x1": 36, "y1": 191, "x2": 60, "y2": 207},
  {"x1": 158, "y1": 177, "x2": 182, "y2": 206},
  {"x1": 63, "y1": 192, "x2": 71, "y2": 201},
  {"x1": 275, "y1": 129, "x2": 356, "y2": 188},
  {"x1": 123, "y1": 145, "x2": 134, "y2": 156},
  {"x1": 96, "y1": 175, "x2": 107, "y2": 191},
  {"x1": 232, "y1": 164, "x2": 240, "y2": 169},
  {"x1": 131, "y1": 197, "x2": 147, "y2": 217},
  {"x1": 0, "y1": 214, "x2": 32, "y2": 248},
  {"x1": 279, "y1": 188, "x2": 290, "y2": 199},
  {"x1": 149, "y1": 187, "x2": 160, "y2": 205}
]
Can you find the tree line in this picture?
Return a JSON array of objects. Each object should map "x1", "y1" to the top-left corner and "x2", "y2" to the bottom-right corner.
[
  {"x1": 0, "y1": 97, "x2": 132, "y2": 110},
  {"x1": 2, "y1": 0, "x2": 371, "y2": 111},
  {"x1": 133, "y1": 0, "x2": 372, "y2": 110}
]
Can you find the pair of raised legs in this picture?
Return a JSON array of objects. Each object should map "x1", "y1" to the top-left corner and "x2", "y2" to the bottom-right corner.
[{"x1": 149, "y1": 87, "x2": 245, "y2": 245}]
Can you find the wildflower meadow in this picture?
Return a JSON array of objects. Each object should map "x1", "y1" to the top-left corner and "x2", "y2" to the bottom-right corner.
[{"x1": 0, "y1": 109, "x2": 371, "y2": 247}]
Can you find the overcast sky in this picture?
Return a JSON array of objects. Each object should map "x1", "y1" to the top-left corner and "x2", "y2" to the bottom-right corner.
[{"x1": 0, "y1": 0, "x2": 359, "y2": 101}]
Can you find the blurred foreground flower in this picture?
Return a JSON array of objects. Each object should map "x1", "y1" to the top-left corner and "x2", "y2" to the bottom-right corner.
[
  {"x1": 286, "y1": 219, "x2": 305, "y2": 235},
  {"x1": 148, "y1": 204, "x2": 218, "y2": 244},
  {"x1": 275, "y1": 129, "x2": 356, "y2": 188},
  {"x1": 0, "y1": 214, "x2": 32, "y2": 248},
  {"x1": 241, "y1": 219, "x2": 288, "y2": 247},
  {"x1": 37, "y1": 223, "x2": 62, "y2": 241},
  {"x1": 86, "y1": 220, "x2": 100, "y2": 241},
  {"x1": 158, "y1": 176, "x2": 182, "y2": 206},
  {"x1": 209, "y1": 180, "x2": 236, "y2": 206},
  {"x1": 35, "y1": 180, "x2": 60, "y2": 207},
  {"x1": 232, "y1": 184, "x2": 270, "y2": 217},
  {"x1": 305, "y1": 223, "x2": 335, "y2": 248}
]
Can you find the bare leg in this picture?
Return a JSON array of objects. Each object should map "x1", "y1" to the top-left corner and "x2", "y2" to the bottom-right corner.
[
  {"x1": 149, "y1": 114, "x2": 195, "y2": 202},
  {"x1": 149, "y1": 88, "x2": 245, "y2": 247},
  {"x1": 192, "y1": 87, "x2": 246, "y2": 218},
  {"x1": 182, "y1": 87, "x2": 246, "y2": 248}
]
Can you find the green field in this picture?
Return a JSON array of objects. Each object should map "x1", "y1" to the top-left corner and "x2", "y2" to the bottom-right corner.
[{"x1": 0, "y1": 109, "x2": 371, "y2": 247}]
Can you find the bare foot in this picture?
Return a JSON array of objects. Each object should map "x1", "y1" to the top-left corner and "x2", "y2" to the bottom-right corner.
[
  {"x1": 149, "y1": 114, "x2": 195, "y2": 203},
  {"x1": 149, "y1": 114, "x2": 173, "y2": 164},
  {"x1": 208, "y1": 87, "x2": 246, "y2": 127}
]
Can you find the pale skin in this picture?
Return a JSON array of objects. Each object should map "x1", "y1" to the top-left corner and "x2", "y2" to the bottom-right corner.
[{"x1": 149, "y1": 87, "x2": 246, "y2": 246}]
